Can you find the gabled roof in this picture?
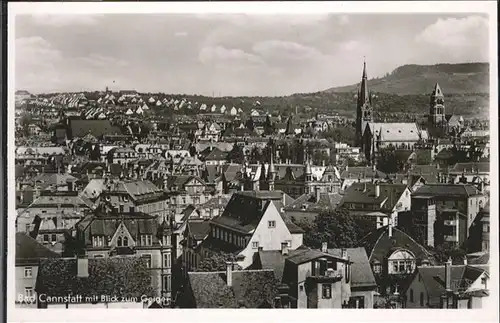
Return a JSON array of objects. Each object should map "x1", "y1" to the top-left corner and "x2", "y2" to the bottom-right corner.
[
  {"x1": 15, "y1": 232, "x2": 61, "y2": 266},
  {"x1": 186, "y1": 269, "x2": 278, "y2": 308},
  {"x1": 342, "y1": 182, "x2": 408, "y2": 211},
  {"x1": 416, "y1": 265, "x2": 488, "y2": 306},
  {"x1": 327, "y1": 247, "x2": 377, "y2": 288},
  {"x1": 187, "y1": 220, "x2": 211, "y2": 241}
]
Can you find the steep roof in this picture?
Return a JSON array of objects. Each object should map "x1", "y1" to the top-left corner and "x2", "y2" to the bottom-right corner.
[
  {"x1": 187, "y1": 269, "x2": 278, "y2": 308},
  {"x1": 15, "y1": 232, "x2": 61, "y2": 266},
  {"x1": 35, "y1": 257, "x2": 154, "y2": 301},
  {"x1": 342, "y1": 182, "x2": 408, "y2": 211},
  {"x1": 358, "y1": 225, "x2": 431, "y2": 265},
  {"x1": 255, "y1": 250, "x2": 286, "y2": 282},
  {"x1": 417, "y1": 265, "x2": 488, "y2": 306},
  {"x1": 187, "y1": 220, "x2": 212, "y2": 240},
  {"x1": 327, "y1": 247, "x2": 377, "y2": 288}
]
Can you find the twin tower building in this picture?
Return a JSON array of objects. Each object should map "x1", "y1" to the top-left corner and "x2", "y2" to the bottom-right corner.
[{"x1": 355, "y1": 61, "x2": 448, "y2": 148}]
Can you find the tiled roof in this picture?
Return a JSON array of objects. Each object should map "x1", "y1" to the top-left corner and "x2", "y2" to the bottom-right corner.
[
  {"x1": 204, "y1": 148, "x2": 228, "y2": 161},
  {"x1": 187, "y1": 220, "x2": 212, "y2": 240},
  {"x1": 286, "y1": 192, "x2": 342, "y2": 212},
  {"x1": 449, "y1": 162, "x2": 490, "y2": 174},
  {"x1": 67, "y1": 119, "x2": 121, "y2": 139},
  {"x1": 340, "y1": 167, "x2": 387, "y2": 180},
  {"x1": 412, "y1": 184, "x2": 482, "y2": 198},
  {"x1": 15, "y1": 232, "x2": 60, "y2": 266},
  {"x1": 467, "y1": 252, "x2": 489, "y2": 265},
  {"x1": 255, "y1": 250, "x2": 286, "y2": 282},
  {"x1": 342, "y1": 182, "x2": 407, "y2": 211},
  {"x1": 327, "y1": 247, "x2": 377, "y2": 288},
  {"x1": 27, "y1": 192, "x2": 95, "y2": 209},
  {"x1": 285, "y1": 247, "x2": 346, "y2": 265},
  {"x1": 358, "y1": 225, "x2": 431, "y2": 265},
  {"x1": 35, "y1": 257, "x2": 154, "y2": 301},
  {"x1": 187, "y1": 269, "x2": 278, "y2": 308},
  {"x1": 416, "y1": 265, "x2": 488, "y2": 306}
]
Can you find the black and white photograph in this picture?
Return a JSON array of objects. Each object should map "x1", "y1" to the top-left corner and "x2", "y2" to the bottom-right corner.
[{"x1": 7, "y1": 1, "x2": 498, "y2": 320}]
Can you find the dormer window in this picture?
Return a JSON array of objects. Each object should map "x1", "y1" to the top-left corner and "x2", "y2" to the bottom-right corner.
[
  {"x1": 141, "y1": 235, "x2": 153, "y2": 246},
  {"x1": 92, "y1": 235, "x2": 106, "y2": 247}
]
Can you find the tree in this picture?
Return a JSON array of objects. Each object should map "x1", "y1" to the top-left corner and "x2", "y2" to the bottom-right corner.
[
  {"x1": 377, "y1": 147, "x2": 406, "y2": 174},
  {"x1": 196, "y1": 251, "x2": 243, "y2": 272},
  {"x1": 227, "y1": 143, "x2": 245, "y2": 164},
  {"x1": 426, "y1": 243, "x2": 466, "y2": 265},
  {"x1": 245, "y1": 117, "x2": 255, "y2": 131},
  {"x1": 296, "y1": 208, "x2": 374, "y2": 249},
  {"x1": 62, "y1": 232, "x2": 86, "y2": 257},
  {"x1": 264, "y1": 115, "x2": 275, "y2": 136}
]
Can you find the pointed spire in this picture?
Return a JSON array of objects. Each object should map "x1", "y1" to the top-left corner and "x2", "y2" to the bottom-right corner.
[
  {"x1": 432, "y1": 83, "x2": 443, "y2": 97},
  {"x1": 362, "y1": 58, "x2": 367, "y2": 79},
  {"x1": 359, "y1": 59, "x2": 370, "y2": 105}
]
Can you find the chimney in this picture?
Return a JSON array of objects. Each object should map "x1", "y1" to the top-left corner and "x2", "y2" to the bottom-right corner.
[
  {"x1": 77, "y1": 257, "x2": 89, "y2": 278},
  {"x1": 341, "y1": 248, "x2": 348, "y2": 260},
  {"x1": 226, "y1": 262, "x2": 233, "y2": 287},
  {"x1": 445, "y1": 258, "x2": 452, "y2": 292},
  {"x1": 463, "y1": 256, "x2": 467, "y2": 266},
  {"x1": 321, "y1": 242, "x2": 328, "y2": 253},
  {"x1": 388, "y1": 218, "x2": 393, "y2": 238},
  {"x1": 375, "y1": 184, "x2": 380, "y2": 198},
  {"x1": 66, "y1": 179, "x2": 74, "y2": 192}
]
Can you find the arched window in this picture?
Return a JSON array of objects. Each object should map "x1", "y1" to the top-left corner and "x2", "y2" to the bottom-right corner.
[
  {"x1": 388, "y1": 249, "x2": 416, "y2": 275},
  {"x1": 117, "y1": 237, "x2": 122, "y2": 247},
  {"x1": 123, "y1": 236, "x2": 129, "y2": 246}
]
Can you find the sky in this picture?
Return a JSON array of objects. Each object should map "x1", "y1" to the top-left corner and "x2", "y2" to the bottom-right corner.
[{"x1": 15, "y1": 13, "x2": 489, "y2": 96}]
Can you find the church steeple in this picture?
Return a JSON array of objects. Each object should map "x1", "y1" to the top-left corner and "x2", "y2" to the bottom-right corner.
[
  {"x1": 356, "y1": 59, "x2": 373, "y2": 148},
  {"x1": 429, "y1": 82, "x2": 445, "y2": 127}
]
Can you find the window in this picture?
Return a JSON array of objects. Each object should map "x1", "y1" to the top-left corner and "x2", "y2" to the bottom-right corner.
[
  {"x1": 123, "y1": 236, "x2": 129, "y2": 246},
  {"x1": 481, "y1": 277, "x2": 487, "y2": 289},
  {"x1": 409, "y1": 289, "x2": 414, "y2": 302},
  {"x1": 286, "y1": 240, "x2": 292, "y2": 248},
  {"x1": 398, "y1": 261, "x2": 405, "y2": 273},
  {"x1": 24, "y1": 267, "x2": 32, "y2": 278},
  {"x1": 25, "y1": 287, "x2": 33, "y2": 298},
  {"x1": 164, "y1": 275, "x2": 172, "y2": 292},
  {"x1": 164, "y1": 253, "x2": 172, "y2": 268},
  {"x1": 163, "y1": 235, "x2": 171, "y2": 246},
  {"x1": 322, "y1": 284, "x2": 332, "y2": 299},
  {"x1": 94, "y1": 255, "x2": 104, "y2": 258},
  {"x1": 141, "y1": 235, "x2": 153, "y2": 246},
  {"x1": 420, "y1": 292, "x2": 424, "y2": 306},
  {"x1": 299, "y1": 285, "x2": 304, "y2": 292},
  {"x1": 142, "y1": 254, "x2": 152, "y2": 268},
  {"x1": 393, "y1": 262, "x2": 398, "y2": 273},
  {"x1": 252, "y1": 242, "x2": 259, "y2": 249},
  {"x1": 117, "y1": 237, "x2": 123, "y2": 247},
  {"x1": 268, "y1": 220, "x2": 276, "y2": 228},
  {"x1": 373, "y1": 263, "x2": 382, "y2": 274},
  {"x1": 43, "y1": 235, "x2": 49, "y2": 243}
]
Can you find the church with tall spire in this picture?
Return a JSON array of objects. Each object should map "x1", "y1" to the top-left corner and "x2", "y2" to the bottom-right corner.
[{"x1": 356, "y1": 60, "x2": 373, "y2": 148}]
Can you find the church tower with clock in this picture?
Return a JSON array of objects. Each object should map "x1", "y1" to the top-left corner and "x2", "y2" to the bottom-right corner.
[{"x1": 356, "y1": 60, "x2": 373, "y2": 147}]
